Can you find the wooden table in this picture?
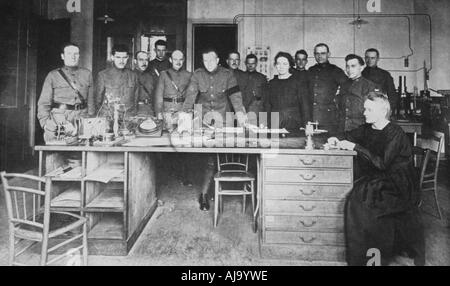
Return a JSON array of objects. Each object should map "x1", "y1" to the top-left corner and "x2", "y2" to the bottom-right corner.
[
  {"x1": 393, "y1": 120, "x2": 423, "y2": 145},
  {"x1": 35, "y1": 135, "x2": 355, "y2": 262}
]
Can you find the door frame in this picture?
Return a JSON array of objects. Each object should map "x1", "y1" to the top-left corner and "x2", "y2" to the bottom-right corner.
[{"x1": 187, "y1": 19, "x2": 236, "y2": 72}]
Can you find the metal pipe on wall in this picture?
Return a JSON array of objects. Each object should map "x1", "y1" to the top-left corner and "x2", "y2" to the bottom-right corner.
[{"x1": 233, "y1": 13, "x2": 433, "y2": 73}]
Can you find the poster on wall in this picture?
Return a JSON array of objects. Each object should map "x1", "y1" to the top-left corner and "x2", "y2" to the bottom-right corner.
[{"x1": 246, "y1": 46, "x2": 271, "y2": 80}]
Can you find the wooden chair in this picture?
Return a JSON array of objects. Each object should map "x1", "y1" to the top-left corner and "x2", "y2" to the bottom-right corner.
[
  {"x1": 0, "y1": 172, "x2": 88, "y2": 266},
  {"x1": 415, "y1": 133, "x2": 445, "y2": 219},
  {"x1": 213, "y1": 154, "x2": 256, "y2": 230}
]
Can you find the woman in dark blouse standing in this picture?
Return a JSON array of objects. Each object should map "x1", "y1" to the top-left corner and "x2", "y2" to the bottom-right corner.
[
  {"x1": 264, "y1": 52, "x2": 311, "y2": 131},
  {"x1": 328, "y1": 91, "x2": 424, "y2": 266}
]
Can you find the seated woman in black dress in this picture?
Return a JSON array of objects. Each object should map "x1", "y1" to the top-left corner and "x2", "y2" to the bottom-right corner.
[
  {"x1": 263, "y1": 52, "x2": 311, "y2": 132},
  {"x1": 328, "y1": 91, "x2": 424, "y2": 266}
]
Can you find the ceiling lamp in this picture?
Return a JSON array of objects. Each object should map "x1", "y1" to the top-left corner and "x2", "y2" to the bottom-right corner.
[
  {"x1": 349, "y1": 16, "x2": 369, "y2": 29},
  {"x1": 96, "y1": 1, "x2": 115, "y2": 24}
]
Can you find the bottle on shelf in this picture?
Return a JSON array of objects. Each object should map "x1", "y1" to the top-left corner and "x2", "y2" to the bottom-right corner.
[{"x1": 404, "y1": 76, "x2": 412, "y2": 116}]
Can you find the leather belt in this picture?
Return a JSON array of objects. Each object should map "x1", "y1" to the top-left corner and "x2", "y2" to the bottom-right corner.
[
  {"x1": 51, "y1": 102, "x2": 86, "y2": 110},
  {"x1": 163, "y1": 97, "x2": 184, "y2": 103}
]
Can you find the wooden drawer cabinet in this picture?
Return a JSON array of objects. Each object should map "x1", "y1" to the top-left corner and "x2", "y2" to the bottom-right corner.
[
  {"x1": 264, "y1": 184, "x2": 351, "y2": 200},
  {"x1": 260, "y1": 151, "x2": 355, "y2": 263},
  {"x1": 265, "y1": 169, "x2": 352, "y2": 184},
  {"x1": 264, "y1": 215, "x2": 344, "y2": 232},
  {"x1": 265, "y1": 231, "x2": 345, "y2": 246},
  {"x1": 261, "y1": 244, "x2": 346, "y2": 262},
  {"x1": 264, "y1": 154, "x2": 352, "y2": 169},
  {"x1": 265, "y1": 199, "x2": 345, "y2": 215}
]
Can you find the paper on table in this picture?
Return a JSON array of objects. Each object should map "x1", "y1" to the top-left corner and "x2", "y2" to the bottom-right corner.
[
  {"x1": 122, "y1": 136, "x2": 172, "y2": 147},
  {"x1": 59, "y1": 166, "x2": 82, "y2": 179},
  {"x1": 85, "y1": 166, "x2": 124, "y2": 183},
  {"x1": 249, "y1": 127, "x2": 289, "y2": 134}
]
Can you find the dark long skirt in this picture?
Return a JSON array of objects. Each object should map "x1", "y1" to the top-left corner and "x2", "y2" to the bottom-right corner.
[{"x1": 345, "y1": 185, "x2": 425, "y2": 266}]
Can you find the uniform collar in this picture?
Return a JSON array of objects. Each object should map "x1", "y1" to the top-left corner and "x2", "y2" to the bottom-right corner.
[
  {"x1": 206, "y1": 66, "x2": 220, "y2": 75},
  {"x1": 111, "y1": 66, "x2": 126, "y2": 73},
  {"x1": 318, "y1": 61, "x2": 330, "y2": 68},
  {"x1": 170, "y1": 67, "x2": 182, "y2": 73},
  {"x1": 63, "y1": 66, "x2": 78, "y2": 72},
  {"x1": 352, "y1": 75, "x2": 362, "y2": 81}
]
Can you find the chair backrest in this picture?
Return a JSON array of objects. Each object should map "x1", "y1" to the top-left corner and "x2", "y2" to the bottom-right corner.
[
  {"x1": 0, "y1": 172, "x2": 52, "y2": 231},
  {"x1": 216, "y1": 153, "x2": 249, "y2": 172},
  {"x1": 418, "y1": 149, "x2": 431, "y2": 187},
  {"x1": 417, "y1": 133, "x2": 444, "y2": 180}
]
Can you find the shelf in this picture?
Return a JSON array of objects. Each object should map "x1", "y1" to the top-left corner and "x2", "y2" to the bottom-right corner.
[
  {"x1": 51, "y1": 187, "x2": 81, "y2": 208},
  {"x1": 85, "y1": 163, "x2": 124, "y2": 183},
  {"x1": 46, "y1": 166, "x2": 83, "y2": 181},
  {"x1": 86, "y1": 188, "x2": 124, "y2": 211},
  {"x1": 88, "y1": 214, "x2": 124, "y2": 240}
]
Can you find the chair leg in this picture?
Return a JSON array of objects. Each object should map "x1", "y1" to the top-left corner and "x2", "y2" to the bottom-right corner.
[
  {"x1": 40, "y1": 235, "x2": 49, "y2": 266},
  {"x1": 9, "y1": 227, "x2": 15, "y2": 266},
  {"x1": 243, "y1": 192, "x2": 246, "y2": 214},
  {"x1": 251, "y1": 181, "x2": 255, "y2": 217},
  {"x1": 432, "y1": 184, "x2": 443, "y2": 220},
  {"x1": 220, "y1": 191, "x2": 224, "y2": 213},
  {"x1": 250, "y1": 181, "x2": 256, "y2": 232},
  {"x1": 214, "y1": 180, "x2": 219, "y2": 227},
  {"x1": 82, "y1": 222, "x2": 88, "y2": 266}
]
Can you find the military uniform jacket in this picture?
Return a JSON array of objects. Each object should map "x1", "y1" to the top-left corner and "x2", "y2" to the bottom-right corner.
[
  {"x1": 148, "y1": 58, "x2": 171, "y2": 77},
  {"x1": 95, "y1": 67, "x2": 139, "y2": 115},
  {"x1": 362, "y1": 66, "x2": 398, "y2": 109},
  {"x1": 135, "y1": 70, "x2": 155, "y2": 104},
  {"x1": 37, "y1": 66, "x2": 93, "y2": 127},
  {"x1": 154, "y1": 68, "x2": 192, "y2": 115},
  {"x1": 237, "y1": 70, "x2": 267, "y2": 112},
  {"x1": 339, "y1": 76, "x2": 377, "y2": 132},
  {"x1": 307, "y1": 62, "x2": 347, "y2": 129},
  {"x1": 182, "y1": 66, "x2": 245, "y2": 121}
]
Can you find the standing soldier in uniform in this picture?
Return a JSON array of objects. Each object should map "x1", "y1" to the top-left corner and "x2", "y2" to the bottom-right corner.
[
  {"x1": 37, "y1": 43, "x2": 93, "y2": 142},
  {"x1": 339, "y1": 54, "x2": 377, "y2": 132},
  {"x1": 227, "y1": 51, "x2": 246, "y2": 88},
  {"x1": 363, "y1": 48, "x2": 398, "y2": 111},
  {"x1": 155, "y1": 50, "x2": 192, "y2": 129},
  {"x1": 179, "y1": 48, "x2": 247, "y2": 211},
  {"x1": 95, "y1": 45, "x2": 139, "y2": 120},
  {"x1": 148, "y1": 40, "x2": 171, "y2": 78},
  {"x1": 294, "y1": 49, "x2": 309, "y2": 73},
  {"x1": 154, "y1": 50, "x2": 193, "y2": 186},
  {"x1": 226, "y1": 51, "x2": 246, "y2": 116},
  {"x1": 243, "y1": 54, "x2": 267, "y2": 117},
  {"x1": 134, "y1": 51, "x2": 155, "y2": 116},
  {"x1": 308, "y1": 43, "x2": 347, "y2": 135}
]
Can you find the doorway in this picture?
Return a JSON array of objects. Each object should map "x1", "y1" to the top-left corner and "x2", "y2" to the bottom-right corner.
[
  {"x1": 193, "y1": 24, "x2": 238, "y2": 70},
  {"x1": 35, "y1": 19, "x2": 71, "y2": 146}
]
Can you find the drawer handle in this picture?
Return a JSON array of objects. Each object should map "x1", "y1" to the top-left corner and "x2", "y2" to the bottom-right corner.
[
  {"x1": 299, "y1": 220, "x2": 317, "y2": 228},
  {"x1": 299, "y1": 236, "x2": 317, "y2": 244},
  {"x1": 298, "y1": 158, "x2": 317, "y2": 166},
  {"x1": 299, "y1": 205, "x2": 316, "y2": 212},
  {"x1": 299, "y1": 174, "x2": 316, "y2": 181},
  {"x1": 299, "y1": 189, "x2": 317, "y2": 196}
]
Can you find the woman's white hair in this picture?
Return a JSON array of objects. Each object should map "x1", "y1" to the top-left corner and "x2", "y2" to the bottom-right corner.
[{"x1": 366, "y1": 91, "x2": 391, "y2": 119}]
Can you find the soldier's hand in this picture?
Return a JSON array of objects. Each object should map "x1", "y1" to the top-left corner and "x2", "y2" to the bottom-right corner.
[
  {"x1": 63, "y1": 122, "x2": 76, "y2": 136},
  {"x1": 327, "y1": 137, "x2": 339, "y2": 147},
  {"x1": 177, "y1": 112, "x2": 192, "y2": 134},
  {"x1": 44, "y1": 120, "x2": 58, "y2": 133},
  {"x1": 236, "y1": 112, "x2": 248, "y2": 127}
]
